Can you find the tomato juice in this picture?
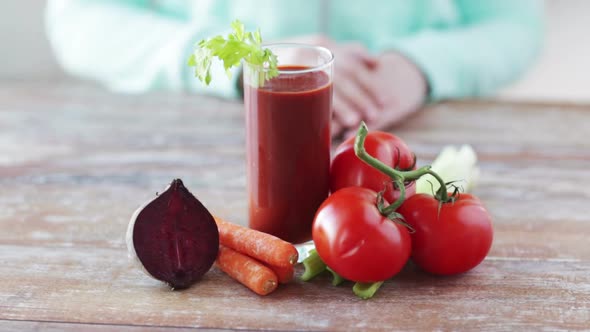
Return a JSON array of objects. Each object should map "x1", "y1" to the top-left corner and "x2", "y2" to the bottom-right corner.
[{"x1": 245, "y1": 65, "x2": 332, "y2": 243}]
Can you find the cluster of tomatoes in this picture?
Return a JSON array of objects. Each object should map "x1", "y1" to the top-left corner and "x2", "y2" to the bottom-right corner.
[{"x1": 312, "y1": 127, "x2": 494, "y2": 283}]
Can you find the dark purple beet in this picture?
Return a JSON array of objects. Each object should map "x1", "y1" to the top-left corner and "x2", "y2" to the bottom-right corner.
[{"x1": 126, "y1": 179, "x2": 219, "y2": 289}]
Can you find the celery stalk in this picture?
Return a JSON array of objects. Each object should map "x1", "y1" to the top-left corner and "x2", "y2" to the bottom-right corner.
[
  {"x1": 416, "y1": 145, "x2": 479, "y2": 194},
  {"x1": 300, "y1": 249, "x2": 327, "y2": 281},
  {"x1": 353, "y1": 281, "x2": 384, "y2": 299}
]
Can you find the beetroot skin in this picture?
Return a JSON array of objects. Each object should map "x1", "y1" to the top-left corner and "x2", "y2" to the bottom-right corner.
[{"x1": 126, "y1": 179, "x2": 219, "y2": 289}]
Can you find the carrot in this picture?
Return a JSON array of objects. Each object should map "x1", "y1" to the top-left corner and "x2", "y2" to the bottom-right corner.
[
  {"x1": 216, "y1": 245, "x2": 278, "y2": 296},
  {"x1": 266, "y1": 263, "x2": 295, "y2": 284},
  {"x1": 214, "y1": 216, "x2": 299, "y2": 267}
]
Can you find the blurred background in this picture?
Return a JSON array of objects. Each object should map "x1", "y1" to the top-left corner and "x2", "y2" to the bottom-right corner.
[{"x1": 1, "y1": 0, "x2": 589, "y2": 102}]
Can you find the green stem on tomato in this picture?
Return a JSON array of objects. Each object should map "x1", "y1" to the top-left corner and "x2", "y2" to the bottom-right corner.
[
  {"x1": 394, "y1": 167, "x2": 450, "y2": 203},
  {"x1": 354, "y1": 122, "x2": 404, "y2": 181},
  {"x1": 300, "y1": 249, "x2": 327, "y2": 281},
  {"x1": 353, "y1": 281, "x2": 384, "y2": 300},
  {"x1": 381, "y1": 177, "x2": 406, "y2": 215},
  {"x1": 399, "y1": 168, "x2": 451, "y2": 202},
  {"x1": 354, "y1": 122, "x2": 408, "y2": 216},
  {"x1": 354, "y1": 122, "x2": 451, "y2": 203},
  {"x1": 425, "y1": 169, "x2": 451, "y2": 202},
  {"x1": 396, "y1": 165, "x2": 430, "y2": 181}
]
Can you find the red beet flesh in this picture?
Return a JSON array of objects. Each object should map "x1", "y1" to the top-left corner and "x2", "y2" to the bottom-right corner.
[{"x1": 131, "y1": 179, "x2": 219, "y2": 289}]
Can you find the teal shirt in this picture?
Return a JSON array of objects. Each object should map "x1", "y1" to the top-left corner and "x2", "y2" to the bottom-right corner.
[{"x1": 45, "y1": 0, "x2": 543, "y2": 100}]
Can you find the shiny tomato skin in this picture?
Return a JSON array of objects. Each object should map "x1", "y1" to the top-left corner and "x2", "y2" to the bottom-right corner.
[
  {"x1": 330, "y1": 131, "x2": 416, "y2": 203},
  {"x1": 312, "y1": 187, "x2": 412, "y2": 282},
  {"x1": 398, "y1": 193, "x2": 493, "y2": 275}
]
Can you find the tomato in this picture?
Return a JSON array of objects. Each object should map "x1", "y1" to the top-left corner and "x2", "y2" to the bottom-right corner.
[
  {"x1": 330, "y1": 131, "x2": 416, "y2": 203},
  {"x1": 398, "y1": 193, "x2": 493, "y2": 275},
  {"x1": 312, "y1": 187, "x2": 412, "y2": 282}
]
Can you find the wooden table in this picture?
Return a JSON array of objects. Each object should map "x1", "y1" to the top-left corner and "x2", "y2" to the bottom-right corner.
[{"x1": 1, "y1": 83, "x2": 589, "y2": 331}]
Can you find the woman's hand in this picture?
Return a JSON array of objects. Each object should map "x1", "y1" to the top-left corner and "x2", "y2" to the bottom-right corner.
[
  {"x1": 280, "y1": 35, "x2": 383, "y2": 136},
  {"x1": 340, "y1": 51, "x2": 428, "y2": 138},
  {"x1": 360, "y1": 51, "x2": 428, "y2": 134},
  {"x1": 276, "y1": 36, "x2": 428, "y2": 137},
  {"x1": 328, "y1": 42, "x2": 382, "y2": 136}
]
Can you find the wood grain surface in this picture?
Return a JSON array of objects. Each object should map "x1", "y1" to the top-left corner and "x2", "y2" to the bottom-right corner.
[{"x1": 1, "y1": 83, "x2": 589, "y2": 331}]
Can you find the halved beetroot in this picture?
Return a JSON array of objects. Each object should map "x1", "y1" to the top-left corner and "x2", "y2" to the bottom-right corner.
[{"x1": 126, "y1": 179, "x2": 219, "y2": 289}]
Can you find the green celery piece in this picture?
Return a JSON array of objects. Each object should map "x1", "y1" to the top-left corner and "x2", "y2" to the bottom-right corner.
[
  {"x1": 188, "y1": 20, "x2": 278, "y2": 87},
  {"x1": 416, "y1": 144, "x2": 479, "y2": 194},
  {"x1": 300, "y1": 249, "x2": 327, "y2": 281},
  {"x1": 326, "y1": 267, "x2": 345, "y2": 286},
  {"x1": 353, "y1": 281, "x2": 384, "y2": 300}
]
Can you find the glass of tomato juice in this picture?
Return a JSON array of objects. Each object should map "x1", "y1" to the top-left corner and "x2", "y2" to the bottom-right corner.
[{"x1": 243, "y1": 44, "x2": 334, "y2": 244}]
